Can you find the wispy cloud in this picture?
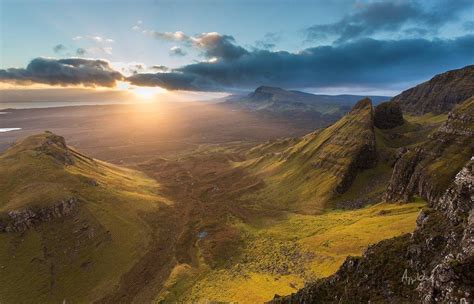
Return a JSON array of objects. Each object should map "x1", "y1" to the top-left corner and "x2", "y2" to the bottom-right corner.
[
  {"x1": 255, "y1": 32, "x2": 282, "y2": 50},
  {"x1": 53, "y1": 44, "x2": 67, "y2": 53},
  {"x1": 169, "y1": 46, "x2": 187, "y2": 56},
  {"x1": 73, "y1": 35, "x2": 114, "y2": 43}
]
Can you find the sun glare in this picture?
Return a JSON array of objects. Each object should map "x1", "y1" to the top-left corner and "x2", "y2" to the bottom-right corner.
[
  {"x1": 132, "y1": 86, "x2": 166, "y2": 99},
  {"x1": 116, "y1": 81, "x2": 166, "y2": 100}
]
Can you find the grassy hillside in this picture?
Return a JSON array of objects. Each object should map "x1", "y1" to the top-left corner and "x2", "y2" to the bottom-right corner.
[
  {"x1": 242, "y1": 98, "x2": 376, "y2": 212},
  {"x1": 158, "y1": 200, "x2": 425, "y2": 303},
  {"x1": 0, "y1": 97, "x2": 444, "y2": 303},
  {"x1": 0, "y1": 132, "x2": 170, "y2": 303}
]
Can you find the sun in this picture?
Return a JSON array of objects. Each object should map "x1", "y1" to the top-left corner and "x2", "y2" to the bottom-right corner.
[
  {"x1": 115, "y1": 81, "x2": 167, "y2": 100},
  {"x1": 131, "y1": 86, "x2": 166, "y2": 99}
]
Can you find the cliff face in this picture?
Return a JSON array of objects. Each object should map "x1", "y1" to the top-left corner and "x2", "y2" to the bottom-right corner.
[
  {"x1": 0, "y1": 198, "x2": 78, "y2": 232},
  {"x1": 271, "y1": 98, "x2": 474, "y2": 304},
  {"x1": 391, "y1": 65, "x2": 474, "y2": 115},
  {"x1": 384, "y1": 97, "x2": 474, "y2": 204},
  {"x1": 374, "y1": 101, "x2": 404, "y2": 129},
  {"x1": 271, "y1": 157, "x2": 474, "y2": 304},
  {"x1": 248, "y1": 98, "x2": 377, "y2": 210},
  {"x1": 334, "y1": 98, "x2": 377, "y2": 194}
]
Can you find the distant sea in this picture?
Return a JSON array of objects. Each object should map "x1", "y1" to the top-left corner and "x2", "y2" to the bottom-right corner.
[{"x1": 0, "y1": 100, "x2": 132, "y2": 110}]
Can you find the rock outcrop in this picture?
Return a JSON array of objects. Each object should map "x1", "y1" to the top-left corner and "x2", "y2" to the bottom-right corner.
[
  {"x1": 270, "y1": 157, "x2": 474, "y2": 304},
  {"x1": 0, "y1": 198, "x2": 78, "y2": 232},
  {"x1": 330, "y1": 98, "x2": 377, "y2": 194},
  {"x1": 384, "y1": 97, "x2": 474, "y2": 203},
  {"x1": 374, "y1": 101, "x2": 404, "y2": 129},
  {"x1": 334, "y1": 98, "x2": 377, "y2": 194},
  {"x1": 270, "y1": 97, "x2": 474, "y2": 304},
  {"x1": 391, "y1": 65, "x2": 474, "y2": 115},
  {"x1": 35, "y1": 132, "x2": 75, "y2": 165}
]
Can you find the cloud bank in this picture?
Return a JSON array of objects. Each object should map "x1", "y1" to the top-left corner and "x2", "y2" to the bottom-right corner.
[
  {"x1": 0, "y1": 58, "x2": 123, "y2": 87},
  {"x1": 127, "y1": 35, "x2": 474, "y2": 91}
]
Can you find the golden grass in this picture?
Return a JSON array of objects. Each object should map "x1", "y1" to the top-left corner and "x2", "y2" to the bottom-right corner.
[{"x1": 168, "y1": 200, "x2": 425, "y2": 303}]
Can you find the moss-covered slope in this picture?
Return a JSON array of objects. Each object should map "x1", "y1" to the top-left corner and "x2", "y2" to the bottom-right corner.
[
  {"x1": 0, "y1": 132, "x2": 169, "y2": 303},
  {"x1": 271, "y1": 97, "x2": 474, "y2": 304},
  {"x1": 245, "y1": 98, "x2": 377, "y2": 212}
]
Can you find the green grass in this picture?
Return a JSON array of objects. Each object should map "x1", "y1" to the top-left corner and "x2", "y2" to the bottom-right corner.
[
  {"x1": 0, "y1": 132, "x2": 169, "y2": 303},
  {"x1": 242, "y1": 100, "x2": 376, "y2": 213},
  {"x1": 160, "y1": 200, "x2": 425, "y2": 303}
]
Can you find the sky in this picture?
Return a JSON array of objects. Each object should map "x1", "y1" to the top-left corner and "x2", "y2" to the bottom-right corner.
[{"x1": 0, "y1": 0, "x2": 473, "y2": 97}]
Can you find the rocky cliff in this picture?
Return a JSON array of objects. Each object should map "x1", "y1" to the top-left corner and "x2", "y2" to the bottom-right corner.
[
  {"x1": 271, "y1": 156, "x2": 473, "y2": 304},
  {"x1": 247, "y1": 98, "x2": 377, "y2": 210},
  {"x1": 270, "y1": 97, "x2": 474, "y2": 303},
  {"x1": 384, "y1": 97, "x2": 474, "y2": 204},
  {"x1": 374, "y1": 101, "x2": 404, "y2": 129},
  {"x1": 391, "y1": 65, "x2": 474, "y2": 115},
  {"x1": 0, "y1": 198, "x2": 78, "y2": 232}
]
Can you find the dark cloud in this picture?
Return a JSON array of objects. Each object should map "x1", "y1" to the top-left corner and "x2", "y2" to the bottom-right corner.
[
  {"x1": 151, "y1": 65, "x2": 169, "y2": 72},
  {"x1": 144, "y1": 30, "x2": 248, "y2": 61},
  {"x1": 169, "y1": 46, "x2": 187, "y2": 57},
  {"x1": 0, "y1": 57, "x2": 123, "y2": 87},
  {"x1": 76, "y1": 48, "x2": 87, "y2": 55},
  {"x1": 192, "y1": 32, "x2": 248, "y2": 61},
  {"x1": 127, "y1": 72, "x2": 215, "y2": 91},
  {"x1": 255, "y1": 32, "x2": 282, "y2": 50},
  {"x1": 53, "y1": 44, "x2": 67, "y2": 53},
  {"x1": 306, "y1": 0, "x2": 474, "y2": 43},
  {"x1": 128, "y1": 35, "x2": 474, "y2": 91}
]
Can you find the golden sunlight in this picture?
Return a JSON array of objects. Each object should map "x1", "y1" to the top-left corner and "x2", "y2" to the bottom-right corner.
[
  {"x1": 116, "y1": 81, "x2": 167, "y2": 100},
  {"x1": 132, "y1": 86, "x2": 167, "y2": 99}
]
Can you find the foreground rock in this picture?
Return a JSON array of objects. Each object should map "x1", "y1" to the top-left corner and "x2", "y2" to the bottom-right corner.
[
  {"x1": 0, "y1": 198, "x2": 78, "y2": 232},
  {"x1": 271, "y1": 157, "x2": 474, "y2": 303},
  {"x1": 270, "y1": 98, "x2": 474, "y2": 303},
  {"x1": 384, "y1": 97, "x2": 474, "y2": 203}
]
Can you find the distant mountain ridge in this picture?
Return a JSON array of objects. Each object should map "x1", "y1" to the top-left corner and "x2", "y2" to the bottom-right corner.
[
  {"x1": 224, "y1": 86, "x2": 389, "y2": 130},
  {"x1": 391, "y1": 65, "x2": 474, "y2": 115},
  {"x1": 234, "y1": 85, "x2": 390, "y2": 109}
]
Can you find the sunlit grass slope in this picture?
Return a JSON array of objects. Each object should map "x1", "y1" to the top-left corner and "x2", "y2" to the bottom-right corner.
[
  {"x1": 0, "y1": 132, "x2": 169, "y2": 303},
  {"x1": 163, "y1": 201, "x2": 424, "y2": 303},
  {"x1": 243, "y1": 98, "x2": 376, "y2": 212}
]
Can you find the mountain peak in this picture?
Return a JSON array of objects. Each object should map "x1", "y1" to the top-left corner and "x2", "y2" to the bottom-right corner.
[
  {"x1": 254, "y1": 85, "x2": 286, "y2": 94},
  {"x1": 351, "y1": 97, "x2": 372, "y2": 112},
  {"x1": 4, "y1": 132, "x2": 74, "y2": 165}
]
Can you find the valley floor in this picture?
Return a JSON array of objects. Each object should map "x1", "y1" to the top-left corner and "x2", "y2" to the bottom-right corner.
[
  {"x1": 125, "y1": 151, "x2": 426, "y2": 303},
  {"x1": 1, "y1": 102, "x2": 449, "y2": 303}
]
